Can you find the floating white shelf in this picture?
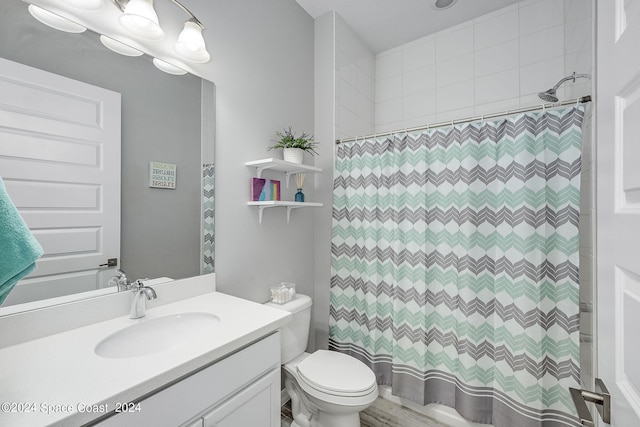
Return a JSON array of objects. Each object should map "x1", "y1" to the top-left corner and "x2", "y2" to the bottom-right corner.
[
  {"x1": 247, "y1": 201, "x2": 323, "y2": 223},
  {"x1": 245, "y1": 158, "x2": 322, "y2": 188}
]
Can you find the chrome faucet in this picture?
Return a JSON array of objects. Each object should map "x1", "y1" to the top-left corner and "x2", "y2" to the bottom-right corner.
[
  {"x1": 108, "y1": 269, "x2": 131, "y2": 292},
  {"x1": 129, "y1": 280, "x2": 157, "y2": 319}
]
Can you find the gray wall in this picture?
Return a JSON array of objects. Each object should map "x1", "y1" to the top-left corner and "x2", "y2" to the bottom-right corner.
[
  {"x1": 3, "y1": 0, "x2": 318, "y2": 346},
  {"x1": 0, "y1": 1, "x2": 202, "y2": 281},
  {"x1": 193, "y1": 1, "x2": 316, "y2": 309}
]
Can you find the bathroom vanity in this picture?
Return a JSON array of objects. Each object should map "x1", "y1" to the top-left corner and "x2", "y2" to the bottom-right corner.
[{"x1": 0, "y1": 275, "x2": 290, "y2": 427}]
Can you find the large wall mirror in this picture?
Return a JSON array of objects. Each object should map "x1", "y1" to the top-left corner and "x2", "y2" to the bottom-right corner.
[{"x1": 0, "y1": 0, "x2": 215, "y2": 313}]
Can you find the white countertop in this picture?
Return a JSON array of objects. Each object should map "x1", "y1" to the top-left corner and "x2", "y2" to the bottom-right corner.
[{"x1": 0, "y1": 291, "x2": 291, "y2": 427}]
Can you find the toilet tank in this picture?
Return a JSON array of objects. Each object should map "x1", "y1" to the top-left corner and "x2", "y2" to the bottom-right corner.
[{"x1": 265, "y1": 294, "x2": 312, "y2": 363}]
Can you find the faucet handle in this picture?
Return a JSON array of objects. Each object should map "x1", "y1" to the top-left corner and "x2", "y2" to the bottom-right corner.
[
  {"x1": 108, "y1": 269, "x2": 131, "y2": 292},
  {"x1": 130, "y1": 278, "x2": 150, "y2": 292}
]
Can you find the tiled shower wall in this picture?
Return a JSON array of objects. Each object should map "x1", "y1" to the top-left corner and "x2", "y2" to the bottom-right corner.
[
  {"x1": 374, "y1": 0, "x2": 592, "y2": 132},
  {"x1": 330, "y1": 0, "x2": 595, "y2": 389},
  {"x1": 334, "y1": 14, "x2": 376, "y2": 141}
]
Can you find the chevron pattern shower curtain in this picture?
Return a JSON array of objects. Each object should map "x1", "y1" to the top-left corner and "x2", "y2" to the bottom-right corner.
[
  {"x1": 202, "y1": 163, "x2": 214, "y2": 274},
  {"x1": 330, "y1": 106, "x2": 585, "y2": 427}
]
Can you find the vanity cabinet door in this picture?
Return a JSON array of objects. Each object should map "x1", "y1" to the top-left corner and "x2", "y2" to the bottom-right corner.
[
  {"x1": 95, "y1": 333, "x2": 280, "y2": 427},
  {"x1": 203, "y1": 368, "x2": 280, "y2": 427}
]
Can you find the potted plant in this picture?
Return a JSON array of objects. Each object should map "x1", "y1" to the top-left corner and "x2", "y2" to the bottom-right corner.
[{"x1": 268, "y1": 126, "x2": 318, "y2": 164}]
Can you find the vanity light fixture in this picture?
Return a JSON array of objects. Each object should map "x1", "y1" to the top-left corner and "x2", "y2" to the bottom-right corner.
[
  {"x1": 100, "y1": 35, "x2": 144, "y2": 56},
  {"x1": 152, "y1": 58, "x2": 187, "y2": 75},
  {"x1": 61, "y1": 0, "x2": 104, "y2": 12},
  {"x1": 174, "y1": 19, "x2": 210, "y2": 63},
  {"x1": 26, "y1": 0, "x2": 211, "y2": 76},
  {"x1": 28, "y1": 5, "x2": 87, "y2": 33},
  {"x1": 118, "y1": 0, "x2": 164, "y2": 41},
  {"x1": 111, "y1": 0, "x2": 211, "y2": 63}
]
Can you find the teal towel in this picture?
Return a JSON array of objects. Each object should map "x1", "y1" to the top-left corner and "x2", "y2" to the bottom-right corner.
[{"x1": 0, "y1": 177, "x2": 43, "y2": 304}]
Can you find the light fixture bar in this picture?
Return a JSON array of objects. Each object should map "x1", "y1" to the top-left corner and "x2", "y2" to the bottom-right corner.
[{"x1": 111, "y1": 0, "x2": 203, "y2": 28}]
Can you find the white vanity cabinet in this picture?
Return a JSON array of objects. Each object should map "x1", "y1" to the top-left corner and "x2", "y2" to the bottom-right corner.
[
  {"x1": 200, "y1": 369, "x2": 280, "y2": 426},
  {"x1": 95, "y1": 332, "x2": 281, "y2": 427}
]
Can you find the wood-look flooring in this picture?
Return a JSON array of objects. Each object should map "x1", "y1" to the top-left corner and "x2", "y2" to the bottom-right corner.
[{"x1": 281, "y1": 397, "x2": 451, "y2": 427}]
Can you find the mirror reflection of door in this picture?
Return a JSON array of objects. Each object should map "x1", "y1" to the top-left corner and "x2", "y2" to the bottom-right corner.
[{"x1": 0, "y1": 57, "x2": 121, "y2": 306}]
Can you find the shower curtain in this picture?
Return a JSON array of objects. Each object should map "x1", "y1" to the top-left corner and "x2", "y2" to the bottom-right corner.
[
  {"x1": 329, "y1": 106, "x2": 584, "y2": 427},
  {"x1": 202, "y1": 163, "x2": 214, "y2": 274}
]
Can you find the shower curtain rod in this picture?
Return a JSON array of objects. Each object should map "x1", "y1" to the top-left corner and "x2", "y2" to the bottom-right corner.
[{"x1": 335, "y1": 95, "x2": 592, "y2": 145}]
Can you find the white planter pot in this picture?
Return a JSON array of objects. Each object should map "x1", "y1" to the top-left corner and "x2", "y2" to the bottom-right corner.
[{"x1": 283, "y1": 148, "x2": 304, "y2": 164}]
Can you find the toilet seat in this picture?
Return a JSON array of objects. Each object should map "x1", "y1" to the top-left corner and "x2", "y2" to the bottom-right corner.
[{"x1": 296, "y1": 350, "x2": 377, "y2": 397}]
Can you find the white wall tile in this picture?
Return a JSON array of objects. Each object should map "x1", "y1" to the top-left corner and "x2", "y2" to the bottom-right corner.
[
  {"x1": 435, "y1": 24, "x2": 474, "y2": 63},
  {"x1": 358, "y1": 55, "x2": 376, "y2": 80},
  {"x1": 403, "y1": 65, "x2": 436, "y2": 95},
  {"x1": 335, "y1": 13, "x2": 376, "y2": 139},
  {"x1": 519, "y1": 0, "x2": 564, "y2": 36},
  {"x1": 376, "y1": 48, "x2": 402, "y2": 80},
  {"x1": 337, "y1": 62, "x2": 357, "y2": 88},
  {"x1": 565, "y1": 49, "x2": 593, "y2": 80},
  {"x1": 519, "y1": 92, "x2": 545, "y2": 106},
  {"x1": 565, "y1": 0, "x2": 591, "y2": 23},
  {"x1": 403, "y1": 90, "x2": 436, "y2": 120},
  {"x1": 376, "y1": 98, "x2": 403, "y2": 125},
  {"x1": 474, "y1": 7, "x2": 519, "y2": 50},
  {"x1": 435, "y1": 106, "x2": 475, "y2": 123},
  {"x1": 475, "y1": 40, "x2": 519, "y2": 78},
  {"x1": 403, "y1": 114, "x2": 437, "y2": 130},
  {"x1": 475, "y1": 69, "x2": 519, "y2": 105},
  {"x1": 520, "y1": 25, "x2": 565, "y2": 66},
  {"x1": 519, "y1": 56, "x2": 564, "y2": 97},
  {"x1": 375, "y1": 120, "x2": 403, "y2": 134},
  {"x1": 338, "y1": 77, "x2": 359, "y2": 114},
  {"x1": 357, "y1": 68, "x2": 375, "y2": 101},
  {"x1": 358, "y1": 92, "x2": 375, "y2": 124},
  {"x1": 402, "y1": 36, "x2": 436, "y2": 72},
  {"x1": 436, "y1": 53, "x2": 474, "y2": 88},
  {"x1": 565, "y1": 19, "x2": 591, "y2": 55},
  {"x1": 474, "y1": 97, "x2": 521, "y2": 116},
  {"x1": 376, "y1": 75, "x2": 402, "y2": 102},
  {"x1": 436, "y1": 80, "x2": 475, "y2": 113}
]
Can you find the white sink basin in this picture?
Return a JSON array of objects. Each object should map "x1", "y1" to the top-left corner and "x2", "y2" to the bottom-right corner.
[{"x1": 95, "y1": 312, "x2": 221, "y2": 359}]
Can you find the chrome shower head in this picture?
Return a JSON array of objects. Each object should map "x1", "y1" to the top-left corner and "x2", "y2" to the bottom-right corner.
[
  {"x1": 538, "y1": 72, "x2": 590, "y2": 102},
  {"x1": 538, "y1": 89, "x2": 559, "y2": 103}
]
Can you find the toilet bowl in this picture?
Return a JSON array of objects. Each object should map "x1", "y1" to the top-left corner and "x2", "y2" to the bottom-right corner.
[{"x1": 265, "y1": 295, "x2": 378, "y2": 427}]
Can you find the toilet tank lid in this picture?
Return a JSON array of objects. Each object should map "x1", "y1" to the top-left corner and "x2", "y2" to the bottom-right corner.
[{"x1": 265, "y1": 293, "x2": 312, "y2": 313}]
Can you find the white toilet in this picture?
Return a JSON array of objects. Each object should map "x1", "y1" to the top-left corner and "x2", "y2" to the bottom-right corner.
[{"x1": 266, "y1": 294, "x2": 378, "y2": 427}]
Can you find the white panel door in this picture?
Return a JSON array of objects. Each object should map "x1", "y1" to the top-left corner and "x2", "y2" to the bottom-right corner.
[
  {"x1": 0, "y1": 57, "x2": 120, "y2": 305},
  {"x1": 597, "y1": 0, "x2": 640, "y2": 425}
]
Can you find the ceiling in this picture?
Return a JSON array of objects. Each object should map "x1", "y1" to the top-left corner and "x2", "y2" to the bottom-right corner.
[{"x1": 294, "y1": 0, "x2": 524, "y2": 53}]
